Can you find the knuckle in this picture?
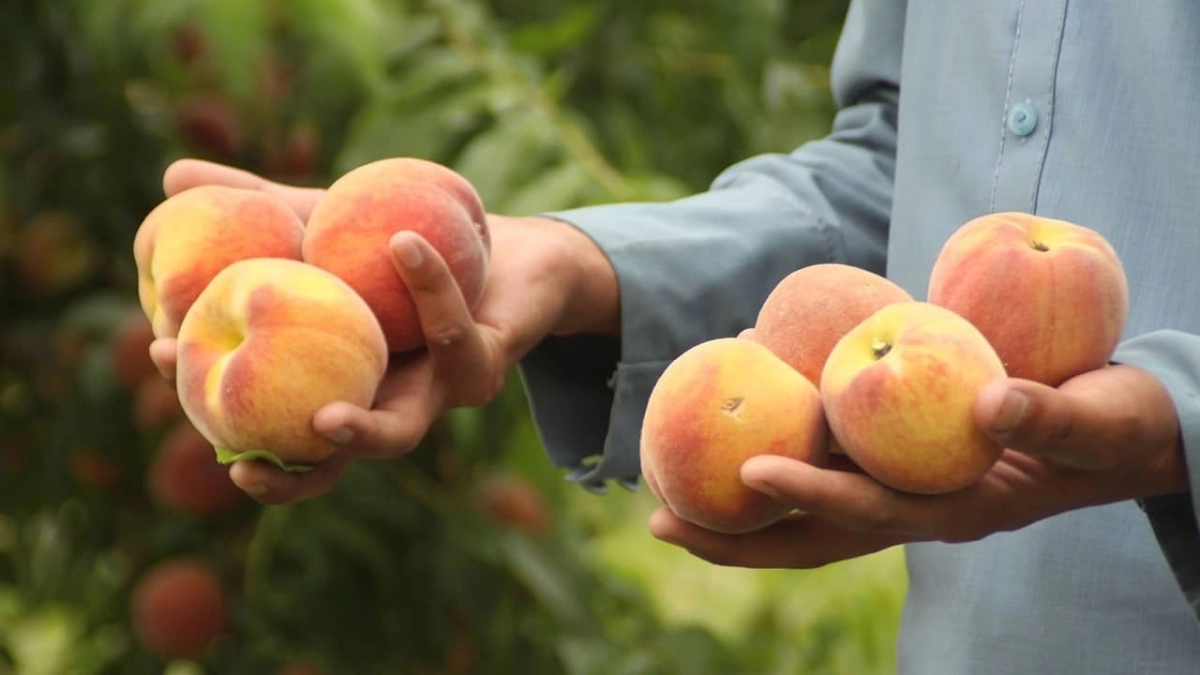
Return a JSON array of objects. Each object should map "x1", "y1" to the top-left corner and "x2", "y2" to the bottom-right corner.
[
  {"x1": 426, "y1": 322, "x2": 470, "y2": 348},
  {"x1": 857, "y1": 502, "x2": 900, "y2": 533}
]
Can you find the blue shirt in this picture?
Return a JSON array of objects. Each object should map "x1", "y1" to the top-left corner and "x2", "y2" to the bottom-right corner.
[{"x1": 520, "y1": 1, "x2": 1200, "y2": 671}]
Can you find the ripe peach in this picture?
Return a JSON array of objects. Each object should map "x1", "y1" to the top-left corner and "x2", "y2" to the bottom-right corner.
[
  {"x1": 928, "y1": 211, "x2": 1129, "y2": 386},
  {"x1": 148, "y1": 421, "x2": 247, "y2": 519},
  {"x1": 133, "y1": 185, "x2": 305, "y2": 338},
  {"x1": 821, "y1": 302, "x2": 1007, "y2": 494},
  {"x1": 70, "y1": 448, "x2": 122, "y2": 491},
  {"x1": 175, "y1": 258, "x2": 387, "y2": 470},
  {"x1": 640, "y1": 337, "x2": 828, "y2": 534},
  {"x1": 131, "y1": 557, "x2": 228, "y2": 658},
  {"x1": 477, "y1": 474, "x2": 549, "y2": 535},
  {"x1": 174, "y1": 94, "x2": 244, "y2": 159},
  {"x1": 302, "y1": 157, "x2": 490, "y2": 353},
  {"x1": 754, "y1": 263, "x2": 912, "y2": 385},
  {"x1": 110, "y1": 310, "x2": 158, "y2": 390},
  {"x1": 14, "y1": 210, "x2": 99, "y2": 297},
  {"x1": 133, "y1": 376, "x2": 185, "y2": 432}
]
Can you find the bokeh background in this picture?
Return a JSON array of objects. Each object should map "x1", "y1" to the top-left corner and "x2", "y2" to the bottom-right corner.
[{"x1": 0, "y1": 1, "x2": 907, "y2": 673}]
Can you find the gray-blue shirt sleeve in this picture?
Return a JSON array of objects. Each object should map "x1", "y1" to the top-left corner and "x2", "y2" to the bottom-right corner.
[
  {"x1": 1111, "y1": 332, "x2": 1200, "y2": 613},
  {"x1": 516, "y1": 0, "x2": 906, "y2": 492}
]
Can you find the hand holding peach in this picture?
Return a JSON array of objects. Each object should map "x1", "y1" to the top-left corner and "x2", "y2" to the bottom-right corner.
[{"x1": 151, "y1": 158, "x2": 612, "y2": 504}]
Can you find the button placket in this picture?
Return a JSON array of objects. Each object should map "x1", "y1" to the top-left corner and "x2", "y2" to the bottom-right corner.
[{"x1": 989, "y1": 0, "x2": 1068, "y2": 213}]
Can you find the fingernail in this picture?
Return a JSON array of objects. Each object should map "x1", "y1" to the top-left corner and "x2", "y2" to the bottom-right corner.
[
  {"x1": 395, "y1": 237, "x2": 423, "y2": 268},
  {"x1": 991, "y1": 389, "x2": 1029, "y2": 434},
  {"x1": 327, "y1": 427, "x2": 354, "y2": 444}
]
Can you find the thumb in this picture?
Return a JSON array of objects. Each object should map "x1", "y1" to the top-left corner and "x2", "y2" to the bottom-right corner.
[
  {"x1": 974, "y1": 377, "x2": 1096, "y2": 467},
  {"x1": 973, "y1": 367, "x2": 1172, "y2": 471}
]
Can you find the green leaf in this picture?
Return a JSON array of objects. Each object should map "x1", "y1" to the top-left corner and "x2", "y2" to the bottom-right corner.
[
  {"x1": 496, "y1": 161, "x2": 594, "y2": 215},
  {"x1": 452, "y1": 114, "x2": 560, "y2": 207},
  {"x1": 501, "y1": 534, "x2": 592, "y2": 630},
  {"x1": 214, "y1": 447, "x2": 316, "y2": 473}
]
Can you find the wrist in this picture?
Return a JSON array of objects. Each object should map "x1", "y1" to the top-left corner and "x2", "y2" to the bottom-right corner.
[
  {"x1": 488, "y1": 214, "x2": 620, "y2": 338},
  {"x1": 551, "y1": 218, "x2": 620, "y2": 338}
]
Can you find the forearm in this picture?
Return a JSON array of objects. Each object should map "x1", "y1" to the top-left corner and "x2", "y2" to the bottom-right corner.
[{"x1": 515, "y1": 0, "x2": 908, "y2": 490}]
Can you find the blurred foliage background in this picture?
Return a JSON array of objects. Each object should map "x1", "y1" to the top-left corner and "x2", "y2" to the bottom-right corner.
[{"x1": 0, "y1": 0, "x2": 907, "y2": 673}]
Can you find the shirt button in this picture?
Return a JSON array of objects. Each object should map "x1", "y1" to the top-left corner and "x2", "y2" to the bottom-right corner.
[{"x1": 1007, "y1": 101, "x2": 1038, "y2": 137}]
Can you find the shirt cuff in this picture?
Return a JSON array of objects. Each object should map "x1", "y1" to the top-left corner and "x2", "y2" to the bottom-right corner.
[
  {"x1": 1111, "y1": 331, "x2": 1200, "y2": 617},
  {"x1": 517, "y1": 334, "x2": 668, "y2": 493}
]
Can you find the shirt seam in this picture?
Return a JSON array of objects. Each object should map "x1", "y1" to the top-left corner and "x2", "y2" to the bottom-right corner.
[{"x1": 990, "y1": 0, "x2": 1028, "y2": 212}]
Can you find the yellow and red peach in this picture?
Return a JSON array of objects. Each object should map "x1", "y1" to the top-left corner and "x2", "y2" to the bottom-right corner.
[
  {"x1": 640, "y1": 337, "x2": 828, "y2": 534},
  {"x1": 133, "y1": 185, "x2": 305, "y2": 338},
  {"x1": 174, "y1": 258, "x2": 388, "y2": 469},
  {"x1": 301, "y1": 157, "x2": 489, "y2": 353},
  {"x1": 820, "y1": 301, "x2": 1007, "y2": 494},
  {"x1": 927, "y1": 212, "x2": 1128, "y2": 386}
]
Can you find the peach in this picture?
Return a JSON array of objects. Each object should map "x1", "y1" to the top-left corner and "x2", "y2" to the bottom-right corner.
[
  {"x1": 754, "y1": 263, "x2": 912, "y2": 385},
  {"x1": 15, "y1": 210, "x2": 99, "y2": 297},
  {"x1": 302, "y1": 157, "x2": 490, "y2": 353},
  {"x1": 69, "y1": 448, "x2": 122, "y2": 491},
  {"x1": 175, "y1": 258, "x2": 388, "y2": 470},
  {"x1": 131, "y1": 557, "x2": 228, "y2": 658},
  {"x1": 133, "y1": 376, "x2": 186, "y2": 432},
  {"x1": 477, "y1": 474, "x2": 549, "y2": 535},
  {"x1": 147, "y1": 421, "x2": 247, "y2": 519},
  {"x1": 109, "y1": 310, "x2": 158, "y2": 390},
  {"x1": 133, "y1": 185, "x2": 305, "y2": 338},
  {"x1": 820, "y1": 302, "x2": 1007, "y2": 494},
  {"x1": 640, "y1": 337, "x2": 828, "y2": 534},
  {"x1": 927, "y1": 211, "x2": 1129, "y2": 386}
]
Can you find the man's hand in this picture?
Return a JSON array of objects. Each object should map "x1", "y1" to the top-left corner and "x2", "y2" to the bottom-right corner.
[
  {"x1": 148, "y1": 159, "x2": 618, "y2": 504},
  {"x1": 649, "y1": 363, "x2": 1188, "y2": 569}
]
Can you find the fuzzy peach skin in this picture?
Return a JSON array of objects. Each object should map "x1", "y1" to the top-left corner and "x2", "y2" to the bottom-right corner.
[
  {"x1": 640, "y1": 337, "x2": 829, "y2": 534},
  {"x1": 302, "y1": 158, "x2": 490, "y2": 353},
  {"x1": 175, "y1": 258, "x2": 388, "y2": 469},
  {"x1": 340, "y1": 156, "x2": 491, "y2": 252},
  {"x1": 133, "y1": 185, "x2": 305, "y2": 338},
  {"x1": 754, "y1": 263, "x2": 913, "y2": 385},
  {"x1": 927, "y1": 211, "x2": 1129, "y2": 386},
  {"x1": 820, "y1": 301, "x2": 1007, "y2": 495}
]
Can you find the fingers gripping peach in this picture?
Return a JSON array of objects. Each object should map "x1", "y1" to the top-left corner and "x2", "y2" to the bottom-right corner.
[
  {"x1": 175, "y1": 258, "x2": 388, "y2": 471},
  {"x1": 927, "y1": 212, "x2": 1129, "y2": 386},
  {"x1": 133, "y1": 185, "x2": 305, "y2": 338},
  {"x1": 754, "y1": 263, "x2": 913, "y2": 385},
  {"x1": 640, "y1": 338, "x2": 829, "y2": 534},
  {"x1": 820, "y1": 302, "x2": 1007, "y2": 494},
  {"x1": 302, "y1": 157, "x2": 490, "y2": 353}
]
